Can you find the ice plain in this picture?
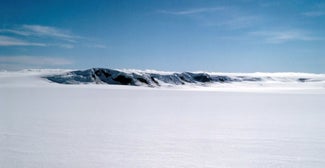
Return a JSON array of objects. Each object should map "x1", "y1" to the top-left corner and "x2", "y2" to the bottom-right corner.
[{"x1": 1, "y1": 70, "x2": 325, "y2": 168}]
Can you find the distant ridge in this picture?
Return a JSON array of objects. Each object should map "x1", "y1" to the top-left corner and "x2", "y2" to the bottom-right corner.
[{"x1": 44, "y1": 68, "x2": 325, "y2": 87}]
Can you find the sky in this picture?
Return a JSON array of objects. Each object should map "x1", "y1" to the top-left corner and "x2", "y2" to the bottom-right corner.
[{"x1": 0, "y1": 0, "x2": 325, "y2": 72}]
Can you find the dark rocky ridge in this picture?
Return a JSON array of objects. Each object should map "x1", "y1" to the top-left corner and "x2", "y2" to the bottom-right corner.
[{"x1": 44, "y1": 68, "x2": 316, "y2": 87}]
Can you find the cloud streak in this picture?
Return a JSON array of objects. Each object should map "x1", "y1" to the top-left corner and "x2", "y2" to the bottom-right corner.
[
  {"x1": 302, "y1": 11, "x2": 325, "y2": 17},
  {"x1": 159, "y1": 6, "x2": 260, "y2": 29},
  {"x1": 0, "y1": 56, "x2": 72, "y2": 66},
  {"x1": 0, "y1": 29, "x2": 31, "y2": 36},
  {"x1": 250, "y1": 30, "x2": 320, "y2": 43},
  {"x1": 87, "y1": 44, "x2": 107, "y2": 48},
  {"x1": 159, "y1": 7, "x2": 225, "y2": 15},
  {"x1": 302, "y1": 2, "x2": 325, "y2": 17},
  {"x1": 0, "y1": 24, "x2": 105, "y2": 49},
  {"x1": 214, "y1": 15, "x2": 259, "y2": 29},
  {"x1": 0, "y1": 35, "x2": 46, "y2": 46},
  {"x1": 21, "y1": 25, "x2": 80, "y2": 42},
  {"x1": 0, "y1": 25, "x2": 80, "y2": 42},
  {"x1": 0, "y1": 25, "x2": 78, "y2": 48}
]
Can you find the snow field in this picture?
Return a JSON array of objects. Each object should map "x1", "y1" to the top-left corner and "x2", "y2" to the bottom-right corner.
[{"x1": 1, "y1": 70, "x2": 325, "y2": 168}]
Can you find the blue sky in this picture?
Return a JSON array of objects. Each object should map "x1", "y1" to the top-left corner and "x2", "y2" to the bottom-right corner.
[{"x1": 0, "y1": 0, "x2": 325, "y2": 72}]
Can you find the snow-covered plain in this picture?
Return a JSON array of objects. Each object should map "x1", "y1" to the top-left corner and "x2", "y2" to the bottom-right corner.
[{"x1": 1, "y1": 70, "x2": 325, "y2": 168}]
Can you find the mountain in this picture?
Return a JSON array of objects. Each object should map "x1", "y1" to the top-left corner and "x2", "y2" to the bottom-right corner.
[{"x1": 44, "y1": 68, "x2": 325, "y2": 87}]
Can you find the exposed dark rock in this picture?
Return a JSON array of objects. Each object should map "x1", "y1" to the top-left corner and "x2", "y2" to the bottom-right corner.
[
  {"x1": 298, "y1": 78, "x2": 309, "y2": 82},
  {"x1": 137, "y1": 77, "x2": 149, "y2": 85},
  {"x1": 151, "y1": 77, "x2": 159, "y2": 85},
  {"x1": 44, "y1": 68, "x2": 282, "y2": 87},
  {"x1": 113, "y1": 75, "x2": 133, "y2": 85},
  {"x1": 192, "y1": 73, "x2": 212, "y2": 82}
]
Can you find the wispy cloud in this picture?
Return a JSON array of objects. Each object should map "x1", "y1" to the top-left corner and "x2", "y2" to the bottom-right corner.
[
  {"x1": 0, "y1": 25, "x2": 80, "y2": 42},
  {"x1": 21, "y1": 25, "x2": 80, "y2": 42},
  {"x1": 53, "y1": 43, "x2": 75, "y2": 49},
  {"x1": 259, "y1": 1, "x2": 282, "y2": 8},
  {"x1": 214, "y1": 15, "x2": 259, "y2": 29},
  {"x1": 159, "y1": 6, "x2": 260, "y2": 29},
  {"x1": 0, "y1": 24, "x2": 104, "y2": 49},
  {"x1": 87, "y1": 44, "x2": 107, "y2": 48},
  {"x1": 0, "y1": 35, "x2": 46, "y2": 46},
  {"x1": 302, "y1": 2, "x2": 325, "y2": 17},
  {"x1": 0, "y1": 56, "x2": 72, "y2": 66},
  {"x1": 250, "y1": 30, "x2": 320, "y2": 43},
  {"x1": 159, "y1": 7, "x2": 225, "y2": 15},
  {"x1": 0, "y1": 29, "x2": 31, "y2": 36},
  {"x1": 302, "y1": 11, "x2": 325, "y2": 17}
]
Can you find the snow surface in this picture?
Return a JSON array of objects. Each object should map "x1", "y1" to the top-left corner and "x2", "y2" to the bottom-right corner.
[{"x1": 1, "y1": 70, "x2": 325, "y2": 168}]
